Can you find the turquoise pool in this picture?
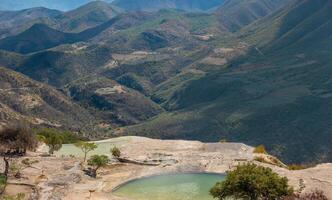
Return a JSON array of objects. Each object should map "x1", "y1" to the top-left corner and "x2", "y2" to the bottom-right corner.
[
  {"x1": 113, "y1": 173, "x2": 225, "y2": 200},
  {"x1": 43, "y1": 137, "x2": 132, "y2": 157}
]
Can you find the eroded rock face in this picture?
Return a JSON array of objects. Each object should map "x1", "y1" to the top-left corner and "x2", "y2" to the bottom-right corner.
[{"x1": 3, "y1": 136, "x2": 332, "y2": 200}]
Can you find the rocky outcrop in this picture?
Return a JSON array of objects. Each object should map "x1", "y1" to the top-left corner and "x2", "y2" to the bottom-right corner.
[{"x1": 3, "y1": 136, "x2": 332, "y2": 199}]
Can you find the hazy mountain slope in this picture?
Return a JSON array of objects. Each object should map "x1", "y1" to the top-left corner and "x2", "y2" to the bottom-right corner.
[
  {"x1": 215, "y1": 0, "x2": 291, "y2": 32},
  {"x1": 66, "y1": 77, "x2": 163, "y2": 126},
  {"x1": 112, "y1": 0, "x2": 225, "y2": 12},
  {"x1": 53, "y1": 1, "x2": 121, "y2": 33},
  {"x1": 0, "y1": 7, "x2": 62, "y2": 39},
  {"x1": 0, "y1": 67, "x2": 98, "y2": 135},
  {"x1": 0, "y1": 24, "x2": 81, "y2": 54},
  {"x1": 120, "y1": 0, "x2": 332, "y2": 164},
  {"x1": 0, "y1": 0, "x2": 113, "y2": 11},
  {"x1": 0, "y1": 11, "x2": 156, "y2": 54},
  {"x1": 242, "y1": 0, "x2": 332, "y2": 49},
  {"x1": 0, "y1": 1, "x2": 120, "y2": 40}
]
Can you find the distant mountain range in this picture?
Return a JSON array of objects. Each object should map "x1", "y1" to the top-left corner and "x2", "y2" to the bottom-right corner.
[
  {"x1": 1, "y1": 0, "x2": 332, "y2": 165},
  {"x1": 112, "y1": 0, "x2": 226, "y2": 12},
  {"x1": 0, "y1": 0, "x2": 224, "y2": 12},
  {"x1": 0, "y1": 0, "x2": 114, "y2": 11}
]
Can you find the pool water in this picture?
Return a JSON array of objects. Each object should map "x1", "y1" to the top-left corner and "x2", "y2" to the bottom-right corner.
[
  {"x1": 113, "y1": 173, "x2": 225, "y2": 200},
  {"x1": 42, "y1": 137, "x2": 132, "y2": 157}
]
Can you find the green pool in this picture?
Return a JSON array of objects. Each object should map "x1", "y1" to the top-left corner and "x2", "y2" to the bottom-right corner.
[
  {"x1": 43, "y1": 137, "x2": 132, "y2": 157},
  {"x1": 113, "y1": 173, "x2": 225, "y2": 200}
]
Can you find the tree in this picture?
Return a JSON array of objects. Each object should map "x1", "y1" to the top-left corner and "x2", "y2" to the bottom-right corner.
[
  {"x1": 0, "y1": 125, "x2": 37, "y2": 194},
  {"x1": 111, "y1": 146, "x2": 121, "y2": 158},
  {"x1": 87, "y1": 155, "x2": 109, "y2": 178},
  {"x1": 210, "y1": 163, "x2": 293, "y2": 200},
  {"x1": 75, "y1": 141, "x2": 97, "y2": 162},
  {"x1": 253, "y1": 145, "x2": 267, "y2": 154},
  {"x1": 36, "y1": 128, "x2": 64, "y2": 155}
]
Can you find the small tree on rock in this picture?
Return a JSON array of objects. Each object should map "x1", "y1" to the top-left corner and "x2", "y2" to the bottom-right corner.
[
  {"x1": 210, "y1": 163, "x2": 293, "y2": 200},
  {"x1": 36, "y1": 128, "x2": 64, "y2": 155},
  {"x1": 111, "y1": 146, "x2": 121, "y2": 158},
  {"x1": 75, "y1": 141, "x2": 97, "y2": 162},
  {"x1": 87, "y1": 155, "x2": 109, "y2": 178}
]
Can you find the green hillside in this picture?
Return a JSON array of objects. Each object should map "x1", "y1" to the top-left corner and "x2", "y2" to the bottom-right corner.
[
  {"x1": 120, "y1": 0, "x2": 332, "y2": 164},
  {"x1": 0, "y1": 0, "x2": 332, "y2": 164}
]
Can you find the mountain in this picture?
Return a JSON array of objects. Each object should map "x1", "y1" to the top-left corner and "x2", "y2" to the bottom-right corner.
[
  {"x1": 0, "y1": 24, "x2": 80, "y2": 54},
  {"x1": 215, "y1": 0, "x2": 291, "y2": 32},
  {"x1": 118, "y1": 0, "x2": 332, "y2": 164},
  {"x1": 112, "y1": 0, "x2": 225, "y2": 12},
  {"x1": 53, "y1": 1, "x2": 121, "y2": 33},
  {"x1": 0, "y1": 7, "x2": 62, "y2": 39},
  {"x1": 1, "y1": 0, "x2": 332, "y2": 165},
  {"x1": 0, "y1": 67, "x2": 98, "y2": 135},
  {"x1": 0, "y1": 1, "x2": 120, "y2": 39},
  {"x1": 0, "y1": 0, "x2": 114, "y2": 11},
  {"x1": 65, "y1": 77, "x2": 163, "y2": 126}
]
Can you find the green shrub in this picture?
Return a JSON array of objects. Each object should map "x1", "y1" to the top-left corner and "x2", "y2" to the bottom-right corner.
[
  {"x1": 35, "y1": 128, "x2": 81, "y2": 144},
  {"x1": 253, "y1": 145, "x2": 267, "y2": 154},
  {"x1": 210, "y1": 163, "x2": 293, "y2": 200},
  {"x1": 75, "y1": 141, "x2": 98, "y2": 162},
  {"x1": 283, "y1": 190, "x2": 328, "y2": 200},
  {"x1": 288, "y1": 164, "x2": 307, "y2": 171},
  {"x1": 21, "y1": 158, "x2": 38, "y2": 167},
  {"x1": 111, "y1": 146, "x2": 121, "y2": 158},
  {"x1": 0, "y1": 193, "x2": 25, "y2": 200},
  {"x1": 0, "y1": 174, "x2": 6, "y2": 193},
  {"x1": 87, "y1": 155, "x2": 110, "y2": 178}
]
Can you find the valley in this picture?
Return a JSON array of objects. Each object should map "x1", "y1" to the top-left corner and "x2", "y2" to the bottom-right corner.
[{"x1": 0, "y1": 0, "x2": 331, "y2": 166}]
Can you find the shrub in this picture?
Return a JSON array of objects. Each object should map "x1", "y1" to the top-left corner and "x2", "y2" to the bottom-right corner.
[
  {"x1": 75, "y1": 141, "x2": 98, "y2": 162},
  {"x1": 288, "y1": 164, "x2": 306, "y2": 171},
  {"x1": 219, "y1": 139, "x2": 227, "y2": 143},
  {"x1": 0, "y1": 174, "x2": 6, "y2": 193},
  {"x1": 0, "y1": 193, "x2": 25, "y2": 200},
  {"x1": 111, "y1": 146, "x2": 121, "y2": 158},
  {"x1": 210, "y1": 163, "x2": 293, "y2": 200},
  {"x1": 253, "y1": 145, "x2": 267, "y2": 154},
  {"x1": 283, "y1": 190, "x2": 328, "y2": 200},
  {"x1": 21, "y1": 158, "x2": 38, "y2": 167},
  {"x1": 0, "y1": 125, "x2": 37, "y2": 193},
  {"x1": 35, "y1": 128, "x2": 81, "y2": 144},
  {"x1": 36, "y1": 128, "x2": 64, "y2": 154},
  {"x1": 87, "y1": 155, "x2": 110, "y2": 178}
]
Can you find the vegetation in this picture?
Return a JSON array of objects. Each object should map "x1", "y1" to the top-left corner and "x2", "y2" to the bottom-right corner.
[
  {"x1": 36, "y1": 128, "x2": 64, "y2": 155},
  {"x1": 0, "y1": 193, "x2": 25, "y2": 200},
  {"x1": 36, "y1": 128, "x2": 81, "y2": 144},
  {"x1": 0, "y1": 174, "x2": 6, "y2": 194},
  {"x1": 9, "y1": 162, "x2": 22, "y2": 179},
  {"x1": 21, "y1": 158, "x2": 39, "y2": 167},
  {"x1": 210, "y1": 163, "x2": 293, "y2": 200},
  {"x1": 0, "y1": 0, "x2": 332, "y2": 165},
  {"x1": 288, "y1": 164, "x2": 307, "y2": 171},
  {"x1": 284, "y1": 190, "x2": 328, "y2": 200},
  {"x1": 0, "y1": 125, "x2": 37, "y2": 194},
  {"x1": 253, "y1": 145, "x2": 267, "y2": 154},
  {"x1": 87, "y1": 155, "x2": 110, "y2": 178},
  {"x1": 111, "y1": 146, "x2": 121, "y2": 158},
  {"x1": 75, "y1": 141, "x2": 98, "y2": 162}
]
